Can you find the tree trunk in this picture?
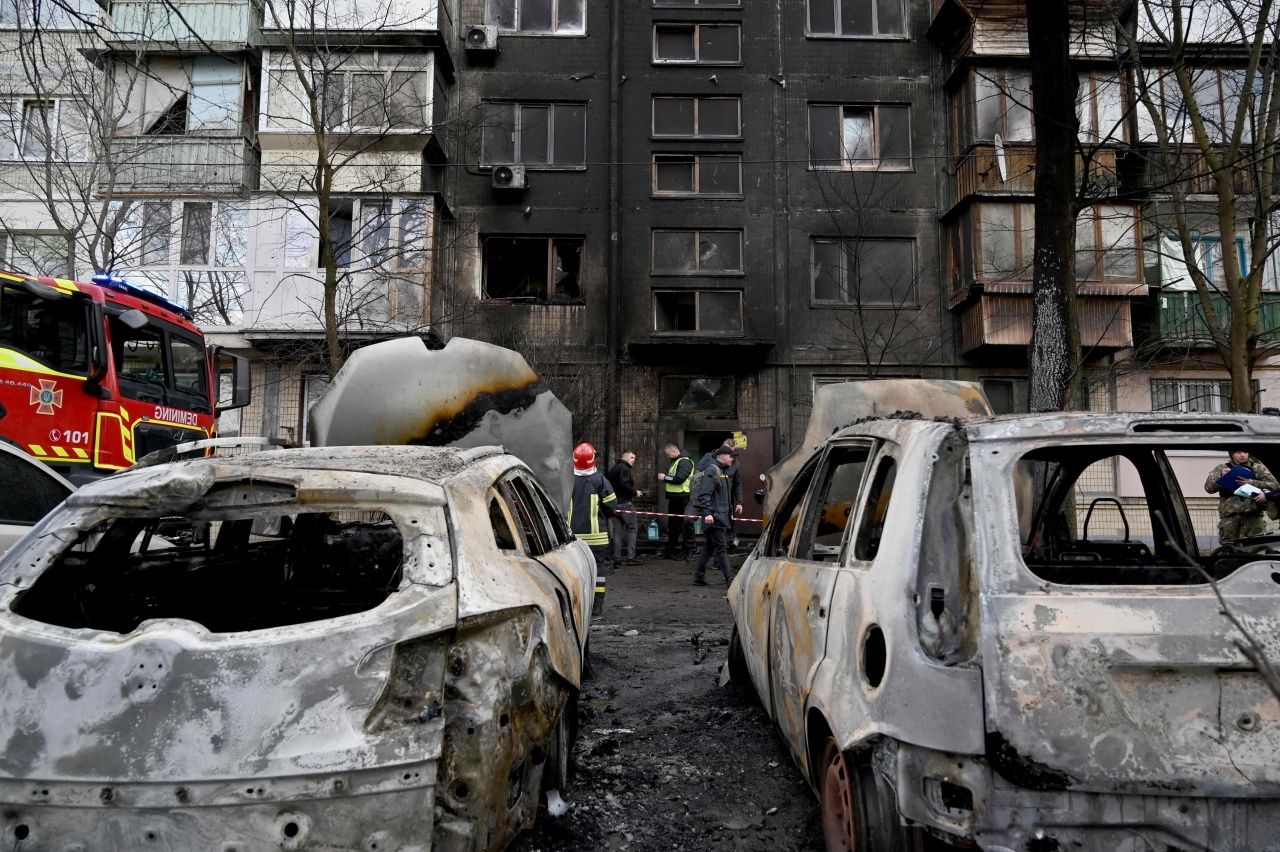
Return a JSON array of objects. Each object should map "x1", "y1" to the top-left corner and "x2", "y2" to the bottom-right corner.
[{"x1": 1026, "y1": 0, "x2": 1081, "y2": 412}]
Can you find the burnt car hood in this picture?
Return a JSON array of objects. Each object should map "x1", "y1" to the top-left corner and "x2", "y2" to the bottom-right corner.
[
  {"x1": 982, "y1": 560, "x2": 1280, "y2": 797},
  {"x1": 0, "y1": 583, "x2": 457, "y2": 782}
]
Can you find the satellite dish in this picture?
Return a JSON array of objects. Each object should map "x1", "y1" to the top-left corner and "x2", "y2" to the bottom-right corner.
[{"x1": 994, "y1": 133, "x2": 1008, "y2": 183}]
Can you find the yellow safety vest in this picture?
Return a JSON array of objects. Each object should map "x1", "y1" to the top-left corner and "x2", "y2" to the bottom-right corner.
[{"x1": 665, "y1": 456, "x2": 692, "y2": 494}]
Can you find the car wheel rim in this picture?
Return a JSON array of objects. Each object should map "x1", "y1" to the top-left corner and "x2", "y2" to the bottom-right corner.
[{"x1": 820, "y1": 739, "x2": 858, "y2": 852}]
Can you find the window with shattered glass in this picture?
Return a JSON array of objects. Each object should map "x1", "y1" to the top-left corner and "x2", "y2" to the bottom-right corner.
[
  {"x1": 482, "y1": 236, "x2": 585, "y2": 303},
  {"x1": 660, "y1": 376, "x2": 736, "y2": 414}
]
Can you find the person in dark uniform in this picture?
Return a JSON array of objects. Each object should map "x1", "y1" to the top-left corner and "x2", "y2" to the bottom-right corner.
[
  {"x1": 693, "y1": 445, "x2": 738, "y2": 586},
  {"x1": 606, "y1": 450, "x2": 642, "y2": 567}
]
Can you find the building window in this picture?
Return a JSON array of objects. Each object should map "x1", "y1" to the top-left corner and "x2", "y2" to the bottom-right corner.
[
  {"x1": 1151, "y1": 379, "x2": 1231, "y2": 413},
  {"x1": 1077, "y1": 71, "x2": 1126, "y2": 144},
  {"x1": 180, "y1": 202, "x2": 212, "y2": 265},
  {"x1": 652, "y1": 96, "x2": 741, "y2": 138},
  {"x1": 807, "y1": 0, "x2": 905, "y2": 37},
  {"x1": 651, "y1": 229, "x2": 743, "y2": 275},
  {"x1": 482, "y1": 236, "x2": 583, "y2": 303},
  {"x1": 0, "y1": 232, "x2": 72, "y2": 278},
  {"x1": 659, "y1": 376, "x2": 736, "y2": 414},
  {"x1": 19, "y1": 99, "x2": 52, "y2": 158},
  {"x1": 481, "y1": 102, "x2": 587, "y2": 166},
  {"x1": 486, "y1": 0, "x2": 585, "y2": 34},
  {"x1": 810, "y1": 238, "x2": 916, "y2": 306},
  {"x1": 264, "y1": 51, "x2": 431, "y2": 132},
  {"x1": 974, "y1": 68, "x2": 1032, "y2": 142},
  {"x1": 654, "y1": 0, "x2": 740, "y2": 6},
  {"x1": 808, "y1": 103, "x2": 911, "y2": 170},
  {"x1": 0, "y1": 0, "x2": 94, "y2": 29},
  {"x1": 1075, "y1": 205, "x2": 1139, "y2": 282},
  {"x1": 653, "y1": 290, "x2": 742, "y2": 334},
  {"x1": 653, "y1": 24, "x2": 741, "y2": 64},
  {"x1": 977, "y1": 202, "x2": 1034, "y2": 280},
  {"x1": 981, "y1": 378, "x2": 1028, "y2": 414},
  {"x1": 1137, "y1": 67, "x2": 1257, "y2": 145},
  {"x1": 651, "y1": 154, "x2": 741, "y2": 196},
  {"x1": 141, "y1": 201, "x2": 171, "y2": 267}
]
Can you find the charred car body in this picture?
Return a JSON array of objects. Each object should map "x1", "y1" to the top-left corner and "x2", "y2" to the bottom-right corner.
[
  {"x1": 727, "y1": 392, "x2": 1280, "y2": 851},
  {"x1": 0, "y1": 445, "x2": 594, "y2": 851}
]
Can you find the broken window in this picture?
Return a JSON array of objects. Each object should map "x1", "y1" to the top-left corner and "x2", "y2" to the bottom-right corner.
[
  {"x1": 146, "y1": 95, "x2": 188, "y2": 135},
  {"x1": 652, "y1": 96, "x2": 740, "y2": 138},
  {"x1": 490, "y1": 495, "x2": 519, "y2": 551},
  {"x1": 797, "y1": 444, "x2": 872, "y2": 562},
  {"x1": 659, "y1": 376, "x2": 736, "y2": 414},
  {"x1": 811, "y1": 238, "x2": 916, "y2": 306},
  {"x1": 486, "y1": 0, "x2": 585, "y2": 34},
  {"x1": 12, "y1": 508, "x2": 408, "y2": 633},
  {"x1": 807, "y1": 0, "x2": 905, "y2": 36},
  {"x1": 652, "y1": 153, "x2": 741, "y2": 196},
  {"x1": 653, "y1": 23, "x2": 740, "y2": 63},
  {"x1": 765, "y1": 457, "x2": 821, "y2": 557},
  {"x1": 1014, "y1": 443, "x2": 1277, "y2": 584},
  {"x1": 482, "y1": 236, "x2": 584, "y2": 303},
  {"x1": 651, "y1": 229, "x2": 743, "y2": 274},
  {"x1": 853, "y1": 454, "x2": 896, "y2": 561},
  {"x1": 653, "y1": 290, "x2": 743, "y2": 334},
  {"x1": 809, "y1": 103, "x2": 910, "y2": 169},
  {"x1": 481, "y1": 101, "x2": 586, "y2": 166}
]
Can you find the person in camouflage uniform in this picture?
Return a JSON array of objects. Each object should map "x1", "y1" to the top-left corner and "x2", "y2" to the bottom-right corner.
[{"x1": 1203, "y1": 449, "x2": 1279, "y2": 543}]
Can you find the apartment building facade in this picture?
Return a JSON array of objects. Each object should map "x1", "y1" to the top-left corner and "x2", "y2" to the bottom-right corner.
[{"x1": 0, "y1": 0, "x2": 1276, "y2": 504}]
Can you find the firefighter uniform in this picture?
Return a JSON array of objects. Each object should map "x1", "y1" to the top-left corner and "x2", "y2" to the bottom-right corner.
[{"x1": 569, "y1": 460, "x2": 617, "y2": 615}]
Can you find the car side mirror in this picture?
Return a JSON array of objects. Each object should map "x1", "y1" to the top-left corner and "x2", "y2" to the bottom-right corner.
[{"x1": 215, "y1": 349, "x2": 252, "y2": 413}]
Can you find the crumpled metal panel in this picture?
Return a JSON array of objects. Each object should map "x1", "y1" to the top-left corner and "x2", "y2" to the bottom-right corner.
[
  {"x1": 308, "y1": 337, "x2": 574, "y2": 512},
  {"x1": 763, "y1": 379, "x2": 990, "y2": 517}
]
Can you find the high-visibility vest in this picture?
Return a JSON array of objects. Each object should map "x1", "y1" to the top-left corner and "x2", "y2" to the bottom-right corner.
[{"x1": 665, "y1": 456, "x2": 692, "y2": 494}]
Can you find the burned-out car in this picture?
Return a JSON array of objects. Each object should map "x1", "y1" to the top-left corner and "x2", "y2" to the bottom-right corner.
[
  {"x1": 727, "y1": 403, "x2": 1280, "y2": 851},
  {"x1": 0, "y1": 445, "x2": 594, "y2": 851}
]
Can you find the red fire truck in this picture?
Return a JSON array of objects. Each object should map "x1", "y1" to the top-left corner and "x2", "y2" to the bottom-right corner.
[{"x1": 0, "y1": 270, "x2": 250, "y2": 483}]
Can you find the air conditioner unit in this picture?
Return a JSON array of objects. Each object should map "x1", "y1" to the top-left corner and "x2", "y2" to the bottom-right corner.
[
  {"x1": 465, "y1": 24, "x2": 498, "y2": 54},
  {"x1": 492, "y1": 164, "x2": 528, "y2": 191}
]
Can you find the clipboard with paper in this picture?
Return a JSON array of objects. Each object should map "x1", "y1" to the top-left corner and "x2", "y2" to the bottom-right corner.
[{"x1": 1216, "y1": 464, "x2": 1257, "y2": 492}]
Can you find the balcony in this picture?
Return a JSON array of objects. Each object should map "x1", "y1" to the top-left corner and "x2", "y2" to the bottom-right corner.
[
  {"x1": 951, "y1": 142, "x2": 1117, "y2": 209},
  {"x1": 105, "y1": 0, "x2": 262, "y2": 49},
  {"x1": 1154, "y1": 291, "x2": 1280, "y2": 346},
  {"x1": 1133, "y1": 146, "x2": 1264, "y2": 197},
  {"x1": 103, "y1": 135, "x2": 259, "y2": 194},
  {"x1": 958, "y1": 291, "x2": 1135, "y2": 356},
  {"x1": 259, "y1": 0, "x2": 452, "y2": 66}
]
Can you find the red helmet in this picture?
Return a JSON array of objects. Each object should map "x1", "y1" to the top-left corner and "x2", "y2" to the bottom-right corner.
[{"x1": 573, "y1": 442, "x2": 596, "y2": 471}]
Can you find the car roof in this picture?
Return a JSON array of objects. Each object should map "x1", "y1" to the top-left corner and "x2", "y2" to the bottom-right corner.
[{"x1": 211, "y1": 444, "x2": 508, "y2": 483}]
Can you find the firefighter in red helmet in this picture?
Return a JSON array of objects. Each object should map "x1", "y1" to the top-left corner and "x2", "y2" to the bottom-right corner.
[{"x1": 568, "y1": 442, "x2": 617, "y2": 615}]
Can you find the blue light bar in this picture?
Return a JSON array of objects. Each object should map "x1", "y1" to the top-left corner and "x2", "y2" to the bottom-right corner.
[{"x1": 91, "y1": 273, "x2": 192, "y2": 320}]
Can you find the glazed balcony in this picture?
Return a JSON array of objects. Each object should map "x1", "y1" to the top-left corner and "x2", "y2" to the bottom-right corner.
[
  {"x1": 950, "y1": 142, "x2": 1118, "y2": 209},
  {"x1": 956, "y1": 287, "x2": 1138, "y2": 356},
  {"x1": 104, "y1": 0, "x2": 262, "y2": 49},
  {"x1": 103, "y1": 134, "x2": 259, "y2": 195},
  {"x1": 1154, "y1": 291, "x2": 1280, "y2": 347}
]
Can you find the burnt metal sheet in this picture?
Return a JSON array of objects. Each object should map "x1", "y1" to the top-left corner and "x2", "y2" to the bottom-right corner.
[
  {"x1": 763, "y1": 380, "x2": 990, "y2": 517},
  {"x1": 308, "y1": 337, "x2": 574, "y2": 512}
]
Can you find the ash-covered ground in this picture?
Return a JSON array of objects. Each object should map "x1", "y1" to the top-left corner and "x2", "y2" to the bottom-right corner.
[{"x1": 512, "y1": 554, "x2": 824, "y2": 852}]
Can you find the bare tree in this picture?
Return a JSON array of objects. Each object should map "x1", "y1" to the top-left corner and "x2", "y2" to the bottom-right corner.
[
  {"x1": 1118, "y1": 0, "x2": 1280, "y2": 411},
  {"x1": 255, "y1": 0, "x2": 449, "y2": 375}
]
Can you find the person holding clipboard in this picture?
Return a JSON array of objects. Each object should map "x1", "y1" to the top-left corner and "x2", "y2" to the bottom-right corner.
[{"x1": 1204, "y1": 449, "x2": 1279, "y2": 543}]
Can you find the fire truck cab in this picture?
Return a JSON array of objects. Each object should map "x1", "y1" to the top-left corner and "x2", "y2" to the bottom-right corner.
[{"x1": 0, "y1": 270, "x2": 250, "y2": 483}]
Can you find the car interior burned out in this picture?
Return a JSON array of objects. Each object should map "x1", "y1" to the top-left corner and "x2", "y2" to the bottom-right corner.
[
  {"x1": 1017, "y1": 441, "x2": 1280, "y2": 586},
  {"x1": 11, "y1": 509, "x2": 405, "y2": 634}
]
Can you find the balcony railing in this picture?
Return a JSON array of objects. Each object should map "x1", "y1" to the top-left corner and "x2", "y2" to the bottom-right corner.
[
  {"x1": 260, "y1": 0, "x2": 440, "y2": 33},
  {"x1": 106, "y1": 0, "x2": 261, "y2": 45},
  {"x1": 952, "y1": 142, "x2": 1117, "y2": 204},
  {"x1": 1156, "y1": 291, "x2": 1280, "y2": 345},
  {"x1": 103, "y1": 135, "x2": 259, "y2": 194}
]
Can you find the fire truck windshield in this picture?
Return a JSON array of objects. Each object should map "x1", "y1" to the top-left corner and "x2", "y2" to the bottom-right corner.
[
  {"x1": 109, "y1": 315, "x2": 211, "y2": 414},
  {"x1": 0, "y1": 285, "x2": 90, "y2": 375}
]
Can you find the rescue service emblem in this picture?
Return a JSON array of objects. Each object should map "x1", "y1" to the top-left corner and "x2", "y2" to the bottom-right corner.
[{"x1": 29, "y1": 379, "x2": 63, "y2": 416}]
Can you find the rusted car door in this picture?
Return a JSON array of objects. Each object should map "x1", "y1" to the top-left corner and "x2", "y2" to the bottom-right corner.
[
  {"x1": 766, "y1": 441, "x2": 875, "y2": 752},
  {"x1": 738, "y1": 457, "x2": 822, "y2": 714}
]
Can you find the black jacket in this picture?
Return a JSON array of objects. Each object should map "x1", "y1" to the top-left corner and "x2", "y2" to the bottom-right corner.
[
  {"x1": 606, "y1": 459, "x2": 637, "y2": 502},
  {"x1": 697, "y1": 451, "x2": 742, "y2": 505},
  {"x1": 694, "y1": 460, "x2": 734, "y2": 529}
]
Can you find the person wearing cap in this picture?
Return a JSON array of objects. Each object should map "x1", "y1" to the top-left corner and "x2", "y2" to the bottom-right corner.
[
  {"x1": 568, "y1": 442, "x2": 617, "y2": 615},
  {"x1": 692, "y1": 444, "x2": 739, "y2": 586},
  {"x1": 1203, "y1": 448, "x2": 1278, "y2": 543},
  {"x1": 697, "y1": 438, "x2": 744, "y2": 519}
]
